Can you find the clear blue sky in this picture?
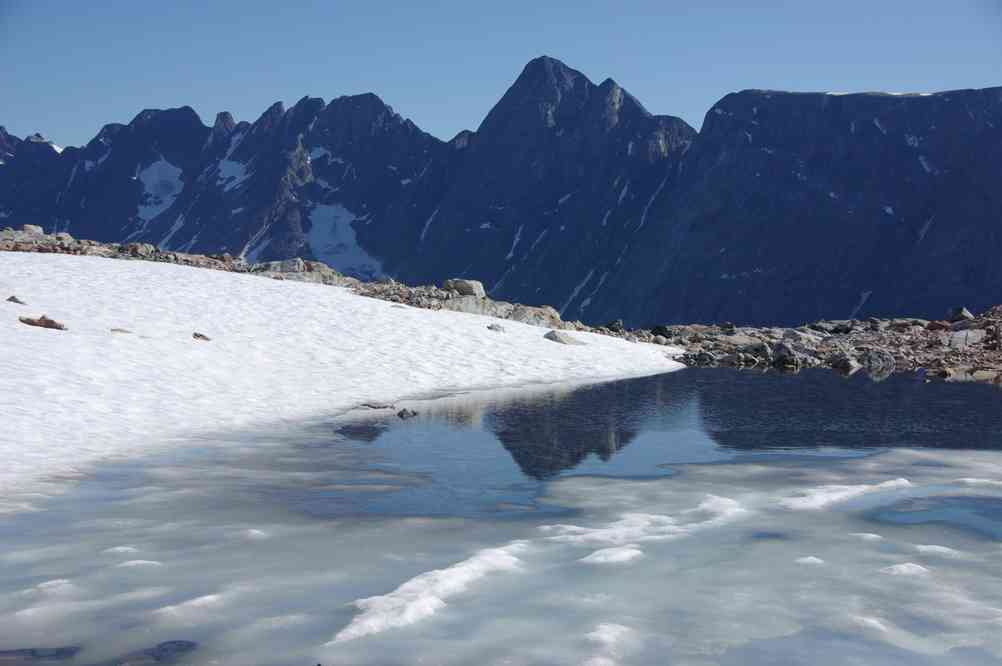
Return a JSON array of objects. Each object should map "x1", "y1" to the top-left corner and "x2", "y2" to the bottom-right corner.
[{"x1": 3, "y1": 0, "x2": 1000, "y2": 147}]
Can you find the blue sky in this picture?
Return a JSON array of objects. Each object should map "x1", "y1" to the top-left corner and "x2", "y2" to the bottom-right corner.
[{"x1": 3, "y1": 0, "x2": 1000, "y2": 147}]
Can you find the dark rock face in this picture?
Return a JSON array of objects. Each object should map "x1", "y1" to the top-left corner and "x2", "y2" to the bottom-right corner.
[
  {"x1": 597, "y1": 86, "x2": 1002, "y2": 326},
  {"x1": 3, "y1": 58, "x2": 1000, "y2": 327}
]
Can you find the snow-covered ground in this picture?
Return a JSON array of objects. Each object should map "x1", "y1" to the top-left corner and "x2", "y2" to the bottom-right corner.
[{"x1": 0, "y1": 252, "x2": 681, "y2": 510}]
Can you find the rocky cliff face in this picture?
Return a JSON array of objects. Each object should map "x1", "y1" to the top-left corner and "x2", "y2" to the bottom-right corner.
[
  {"x1": 2, "y1": 58, "x2": 1000, "y2": 326},
  {"x1": 592, "y1": 87, "x2": 1002, "y2": 325}
]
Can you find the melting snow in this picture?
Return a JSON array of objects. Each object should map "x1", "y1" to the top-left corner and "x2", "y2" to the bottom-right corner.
[
  {"x1": 559, "y1": 269, "x2": 595, "y2": 316},
  {"x1": 159, "y1": 214, "x2": 188, "y2": 249},
  {"x1": 0, "y1": 253, "x2": 681, "y2": 508},
  {"x1": 527, "y1": 229, "x2": 548, "y2": 256},
  {"x1": 637, "y1": 174, "x2": 669, "y2": 231},
  {"x1": 505, "y1": 225, "x2": 523, "y2": 261},
  {"x1": 241, "y1": 224, "x2": 272, "y2": 264},
  {"x1": 849, "y1": 289, "x2": 873, "y2": 319},
  {"x1": 779, "y1": 479, "x2": 911, "y2": 510},
  {"x1": 419, "y1": 207, "x2": 439, "y2": 243},
  {"x1": 617, "y1": 182, "x2": 630, "y2": 205},
  {"x1": 307, "y1": 204, "x2": 383, "y2": 280},
  {"x1": 330, "y1": 541, "x2": 528, "y2": 643}
]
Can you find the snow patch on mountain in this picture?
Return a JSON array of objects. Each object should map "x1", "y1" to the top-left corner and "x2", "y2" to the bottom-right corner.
[
  {"x1": 307, "y1": 204, "x2": 383, "y2": 280},
  {"x1": 137, "y1": 157, "x2": 183, "y2": 224}
]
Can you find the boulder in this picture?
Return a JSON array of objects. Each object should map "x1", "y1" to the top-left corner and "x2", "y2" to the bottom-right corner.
[
  {"x1": 443, "y1": 278, "x2": 486, "y2": 298},
  {"x1": 951, "y1": 318, "x2": 984, "y2": 331},
  {"x1": 772, "y1": 342, "x2": 804, "y2": 369},
  {"x1": 947, "y1": 306, "x2": 975, "y2": 322},
  {"x1": 948, "y1": 329, "x2": 987, "y2": 349},
  {"x1": 652, "y1": 335, "x2": 669, "y2": 346},
  {"x1": 650, "y1": 325, "x2": 673, "y2": 338},
  {"x1": 397, "y1": 408, "x2": 418, "y2": 420},
  {"x1": 862, "y1": 349, "x2": 896, "y2": 381},
  {"x1": 742, "y1": 340, "x2": 773, "y2": 363},
  {"x1": 487, "y1": 323, "x2": 505, "y2": 333},
  {"x1": 18, "y1": 315, "x2": 66, "y2": 330},
  {"x1": 192, "y1": 332, "x2": 211, "y2": 341},
  {"x1": 829, "y1": 350, "x2": 862, "y2": 375},
  {"x1": 544, "y1": 330, "x2": 586, "y2": 346},
  {"x1": 126, "y1": 242, "x2": 156, "y2": 258},
  {"x1": 509, "y1": 304, "x2": 562, "y2": 328},
  {"x1": 604, "y1": 319, "x2": 625, "y2": 333},
  {"x1": 21, "y1": 224, "x2": 44, "y2": 235}
]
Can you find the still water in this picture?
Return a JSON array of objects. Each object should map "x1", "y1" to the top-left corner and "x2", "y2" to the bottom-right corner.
[{"x1": 2, "y1": 369, "x2": 1002, "y2": 665}]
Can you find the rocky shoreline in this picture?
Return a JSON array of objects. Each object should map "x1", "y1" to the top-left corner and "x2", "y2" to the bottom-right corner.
[{"x1": 3, "y1": 225, "x2": 1000, "y2": 386}]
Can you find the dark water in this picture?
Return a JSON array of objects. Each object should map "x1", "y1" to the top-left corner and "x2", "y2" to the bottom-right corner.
[{"x1": 16, "y1": 368, "x2": 1002, "y2": 524}]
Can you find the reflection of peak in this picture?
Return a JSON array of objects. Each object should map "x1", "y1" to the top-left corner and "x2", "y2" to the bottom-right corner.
[{"x1": 487, "y1": 383, "x2": 640, "y2": 479}]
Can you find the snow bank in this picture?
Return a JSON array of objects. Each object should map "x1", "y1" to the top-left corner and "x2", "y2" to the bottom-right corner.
[
  {"x1": 0, "y1": 252, "x2": 682, "y2": 509},
  {"x1": 330, "y1": 541, "x2": 528, "y2": 643},
  {"x1": 778, "y1": 478, "x2": 912, "y2": 510}
]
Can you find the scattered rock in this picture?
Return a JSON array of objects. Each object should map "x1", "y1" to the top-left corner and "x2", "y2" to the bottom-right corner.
[
  {"x1": 110, "y1": 328, "x2": 133, "y2": 334},
  {"x1": 862, "y1": 349, "x2": 896, "y2": 381},
  {"x1": 396, "y1": 408, "x2": 418, "y2": 420},
  {"x1": 947, "y1": 306, "x2": 975, "y2": 322},
  {"x1": 544, "y1": 330, "x2": 586, "y2": 346},
  {"x1": 192, "y1": 332, "x2": 211, "y2": 341},
  {"x1": 442, "y1": 278, "x2": 486, "y2": 298},
  {"x1": 949, "y1": 329, "x2": 987, "y2": 350},
  {"x1": 652, "y1": 335, "x2": 669, "y2": 346},
  {"x1": 6, "y1": 295, "x2": 26, "y2": 304},
  {"x1": 18, "y1": 315, "x2": 66, "y2": 331},
  {"x1": 772, "y1": 342, "x2": 803, "y2": 369},
  {"x1": 830, "y1": 350, "x2": 862, "y2": 376},
  {"x1": 604, "y1": 319, "x2": 625, "y2": 333},
  {"x1": 0, "y1": 646, "x2": 81, "y2": 662},
  {"x1": 487, "y1": 323, "x2": 505, "y2": 332}
]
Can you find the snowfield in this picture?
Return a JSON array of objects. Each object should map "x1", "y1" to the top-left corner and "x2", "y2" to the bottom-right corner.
[{"x1": 0, "y1": 252, "x2": 682, "y2": 510}]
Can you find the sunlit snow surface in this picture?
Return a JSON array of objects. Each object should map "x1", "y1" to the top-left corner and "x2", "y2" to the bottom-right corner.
[
  {"x1": 0, "y1": 252, "x2": 679, "y2": 512},
  {"x1": 1, "y1": 367, "x2": 1001, "y2": 664}
]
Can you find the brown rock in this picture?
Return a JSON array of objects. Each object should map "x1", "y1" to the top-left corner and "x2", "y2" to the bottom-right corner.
[{"x1": 18, "y1": 315, "x2": 66, "y2": 331}]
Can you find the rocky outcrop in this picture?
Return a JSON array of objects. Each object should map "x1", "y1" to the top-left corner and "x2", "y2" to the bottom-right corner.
[{"x1": 671, "y1": 307, "x2": 1002, "y2": 385}]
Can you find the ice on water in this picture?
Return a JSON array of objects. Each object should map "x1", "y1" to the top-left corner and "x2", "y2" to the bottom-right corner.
[{"x1": 2, "y1": 407, "x2": 1002, "y2": 664}]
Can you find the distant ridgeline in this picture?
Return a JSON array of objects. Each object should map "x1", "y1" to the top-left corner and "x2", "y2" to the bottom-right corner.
[{"x1": 1, "y1": 57, "x2": 1000, "y2": 327}]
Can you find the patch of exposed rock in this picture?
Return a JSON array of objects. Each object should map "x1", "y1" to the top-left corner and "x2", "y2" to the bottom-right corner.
[{"x1": 665, "y1": 310, "x2": 1002, "y2": 386}]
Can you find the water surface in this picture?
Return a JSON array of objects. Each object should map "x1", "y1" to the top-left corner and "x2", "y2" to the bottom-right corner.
[{"x1": 2, "y1": 369, "x2": 1002, "y2": 665}]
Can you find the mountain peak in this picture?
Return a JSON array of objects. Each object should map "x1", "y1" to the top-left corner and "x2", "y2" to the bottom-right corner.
[{"x1": 512, "y1": 55, "x2": 585, "y2": 93}]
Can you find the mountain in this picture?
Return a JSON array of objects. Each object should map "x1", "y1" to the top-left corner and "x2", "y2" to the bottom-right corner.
[
  {"x1": 2, "y1": 58, "x2": 1000, "y2": 326},
  {"x1": 593, "y1": 87, "x2": 1002, "y2": 325}
]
